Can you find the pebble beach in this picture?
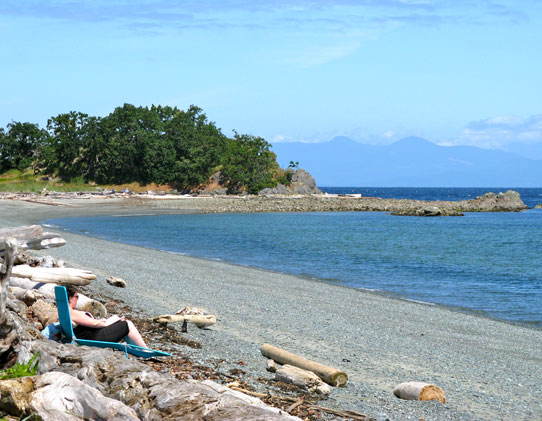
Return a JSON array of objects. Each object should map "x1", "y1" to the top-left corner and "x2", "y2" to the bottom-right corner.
[{"x1": 1, "y1": 196, "x2": 541, "y2": 420}]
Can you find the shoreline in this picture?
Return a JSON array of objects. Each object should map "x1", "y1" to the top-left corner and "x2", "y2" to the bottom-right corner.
[
  {"x1": 2, "y1": 197, "x2": 541, "y2": 420},
  {"x1": 43, "y1": 222, "x2": 542, "y2": 332}
]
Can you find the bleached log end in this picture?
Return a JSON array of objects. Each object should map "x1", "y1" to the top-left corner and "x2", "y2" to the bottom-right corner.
[
  {"x1": 393, "y1": 381, "x2": 446, "y2": 403},
  {"x1": 266, "y1": 359, "x2": 277, "y2": 372}
]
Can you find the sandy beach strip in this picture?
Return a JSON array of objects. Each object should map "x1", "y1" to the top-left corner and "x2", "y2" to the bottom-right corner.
[{"x1": 1, "y1": 197, "x2": 541, "y2": 420}]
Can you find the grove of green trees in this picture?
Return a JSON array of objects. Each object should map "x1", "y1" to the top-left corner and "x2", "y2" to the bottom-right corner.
[{"x1": 0, "y1": 104, "x2": 288, "y2": 193}]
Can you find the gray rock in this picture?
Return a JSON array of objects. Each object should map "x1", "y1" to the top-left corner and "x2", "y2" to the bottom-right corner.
[
  {"x1": 291, "y1": 169, "x2": 321, "y2": 194},
  {"x1": 259, "y1": 184, "x2": 292, "y2": 196}
]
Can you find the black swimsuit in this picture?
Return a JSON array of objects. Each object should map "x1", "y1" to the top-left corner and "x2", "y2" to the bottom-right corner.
[{"x1": 73, "y1": 320, "x2": 129, "y2": 342}]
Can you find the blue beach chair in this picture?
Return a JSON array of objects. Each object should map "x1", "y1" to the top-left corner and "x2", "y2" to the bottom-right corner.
[{"x1": 54, "y1": 285, "x2": 170, "y2": 358}]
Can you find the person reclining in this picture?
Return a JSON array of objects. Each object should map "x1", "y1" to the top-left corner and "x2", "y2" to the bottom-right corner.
[{"x1": 66, "y1": 285, "x2": 146, "y2": 347}]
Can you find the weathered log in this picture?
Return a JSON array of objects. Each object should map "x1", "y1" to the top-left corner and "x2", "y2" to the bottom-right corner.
[
  {"x1": 30, "y1": 299, "x2": 59, "y2": 327},
  {"x1": 176, "y1": 306, "x2": 210, "y2": 316},
  {"x1": 1, "y1": 237, "x2": 19, "y2": 358},
  {"x1": 393, "y1": 381, "x2": 446, "y2": 403},
  {"x1": 0, "y1": 225, "x2": 43, "y2": 245},
  {"x1": 0, "y1": 226, "x2": 65, "y2": 253},
  {"x1": 260, "y1": 343, "x2": 348, "y2": 387},
  {"x1": 11, "y1": 265, "x2": 95, "y2": 285},
  {"x1": 8, "y1": 286, "x2": 46, "y2": 306},
  {"x1": 0, "y1": 372, "x2": 139, "y2": 420},
  {"x1": 153, "y1": 313, "x2": 216, "y2": 328},
  {"x1": 106, "y1": 276, "x2": 127, "y2": 288},
  {"x1": 8, "y1": 278, "x2": 107, "y2": 318},
  {"x1": 8, "y1": 276, "x2": 57, "y2": 298},
  {"x1": 275, "y1": 364, "x2": 331, "y2": 396}
]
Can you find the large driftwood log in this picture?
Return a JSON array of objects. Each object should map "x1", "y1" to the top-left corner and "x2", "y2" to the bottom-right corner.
[
  {"x1": 30, "y1": 299, "x2": 59, "y2": 327},
  {"x1": 8, "y1": 278, "x2": 107, "y2": 318},
  {"x1": 153, "y1": 313, "x2": 217, "y2": 328},
  {"x1": 275, "y1": 364, "x2": 331, "y2": 396},
  {"x1": 260, "y1": 343, "x2": 348, "y2": 387},
  {"x1": 1, "y1": 237, "x2": 19, "y2": 358},
  {"x1": 0, "y1": 372, "x2": 139, "y2": 420},
  {"x1": 0, "y1": 225, "x2": 65, "y2": 253},
  {"x1": 11, "y1": 264, "x2": 96, "y2": 285},
  {"x1": 8, "y1": 286, "x2": 46, "y2": 306},
  {"x1": 393, "y1": 381, "x2": 446, "y2": 403}
]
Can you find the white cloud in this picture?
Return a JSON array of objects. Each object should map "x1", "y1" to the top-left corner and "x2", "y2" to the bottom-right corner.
[{"x1": 432, "y1": 114, "x2": 542, "y2": 160}]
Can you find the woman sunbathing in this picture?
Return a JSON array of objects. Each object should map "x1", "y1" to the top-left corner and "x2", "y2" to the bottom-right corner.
[{"x1": 66, "y1": 285, "x2": 147, "y2": 347}]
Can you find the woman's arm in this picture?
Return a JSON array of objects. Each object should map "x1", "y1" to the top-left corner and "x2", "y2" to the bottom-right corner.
[{"x1": 70, "y1": 309, "x2": 107, "y2": 328}]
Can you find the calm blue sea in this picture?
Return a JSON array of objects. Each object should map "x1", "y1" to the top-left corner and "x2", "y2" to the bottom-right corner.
[{"x1": 44, "y1": 187, "x2": 542, "y2": 328}]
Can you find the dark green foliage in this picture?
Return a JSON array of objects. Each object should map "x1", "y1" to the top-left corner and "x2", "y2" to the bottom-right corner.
[
  {"x1": 0, "y1": 122, "x2": 49, "y2": 173},
  {"x1": 0, "y1": 104, "x2": 285, "y2": 193},
  {"x1": 220, "y1": 132, "x2": 278, "y2": 194}
]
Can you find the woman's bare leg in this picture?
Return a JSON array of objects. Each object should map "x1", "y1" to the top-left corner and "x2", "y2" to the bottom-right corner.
[{"x1": 126, "y1": 320, "x2": 147, "y2": 347}]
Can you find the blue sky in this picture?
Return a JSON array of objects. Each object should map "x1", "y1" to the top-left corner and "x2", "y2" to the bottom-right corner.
[{"x1": 1, "y1": 0, "x2": 541, "y2": 155}]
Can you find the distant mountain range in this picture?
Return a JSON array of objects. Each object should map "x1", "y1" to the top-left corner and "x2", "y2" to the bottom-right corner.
[{"x1": 271, "y1": 136, "x2": 542, "y2": 187}]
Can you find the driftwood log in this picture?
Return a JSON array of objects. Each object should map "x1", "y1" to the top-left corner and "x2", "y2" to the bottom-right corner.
[
  {"x1": 8, "y1": 277, "x2": 107, "y2": 318},
  {"x1": 393, "y1": 381, "x2": 446, "y2": 403},
  {"x1": 8, "y1": 286, "x2": 46, "y2": 306},
  {"x1": 260, "y1": 343, "x2": 348, "y2": 387},
  {"x1": 0, "y1": 372, "x2": 139, "y2": 420},
  {"x1": 11, "y1": 264, "x2": 96, "y2": 285},
  {"x1": 30, "y1": 299, "x2": 59, "y2": 327},
  {"x1": 275, "y1": 364, "x2": 331, "y2": 395},
  {"x1": 106, "y1": 276, "x2": 127, "y2": 288},
  {"x1": 153, "y1": 314, "x2": 217, "y2": 328}
]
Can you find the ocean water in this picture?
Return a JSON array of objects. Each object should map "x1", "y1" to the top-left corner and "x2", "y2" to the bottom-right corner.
[{"x1": 44, "y1": 187, "x2": 542, "y2": 328}]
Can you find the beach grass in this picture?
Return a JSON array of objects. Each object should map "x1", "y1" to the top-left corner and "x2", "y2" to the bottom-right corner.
[{"x1": 0, "y1": 170, "x2": 174, "y2": 193}]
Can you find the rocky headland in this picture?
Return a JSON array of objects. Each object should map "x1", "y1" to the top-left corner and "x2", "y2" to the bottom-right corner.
[{"x1": 0, "y1": 189, "x2": 528, "y2": 217}]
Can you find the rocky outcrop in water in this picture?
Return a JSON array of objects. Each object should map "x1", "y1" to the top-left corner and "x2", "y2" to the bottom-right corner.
[{"x1": 141, "y1": 189, "x2": 527, "y2": 216}]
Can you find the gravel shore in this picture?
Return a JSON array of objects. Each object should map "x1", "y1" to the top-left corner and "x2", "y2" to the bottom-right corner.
[{"x1": 1, "y1": 197, "x2": 541, "y2": 420}]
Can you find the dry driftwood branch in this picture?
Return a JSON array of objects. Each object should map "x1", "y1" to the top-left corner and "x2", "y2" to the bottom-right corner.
[
  {"x1": 152, "y1": 313, "x2": 216, "y2": 328},
  {"x1": 227, "y1": 386, "x2": 371, "y2": 420},
  {"x1": 260, "y1": 343, "x2": 348, "y2": 387}
]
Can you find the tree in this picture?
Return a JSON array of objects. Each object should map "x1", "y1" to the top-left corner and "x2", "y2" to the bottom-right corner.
[
  {"x1": 44, "y1": 112, "x2": 92, "y2": 180},
  {"x1": 220, "y1": 132, "x2": 278, "y2": 194},
  {"x1": 0, "y1": 122, "x2": 49, "y2": 172}
]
